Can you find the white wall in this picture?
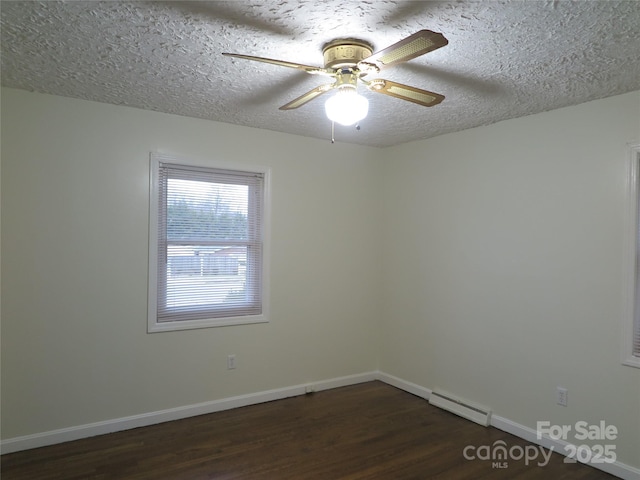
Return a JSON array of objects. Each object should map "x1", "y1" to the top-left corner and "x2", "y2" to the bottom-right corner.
[
  {"x1": 2, "y1": 87, "x2": 639, "y2": 470},
  {"x1": 380, "y1": 91, "x2": 640, "y2": 468},
  {"x1": 0, "y1": 88, "x2": 382, "y2": 438}
]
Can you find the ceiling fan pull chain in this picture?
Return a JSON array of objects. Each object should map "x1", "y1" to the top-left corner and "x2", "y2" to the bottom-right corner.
[{"x1": 331, "y1": 121, "x2": 335, "y2": 144}]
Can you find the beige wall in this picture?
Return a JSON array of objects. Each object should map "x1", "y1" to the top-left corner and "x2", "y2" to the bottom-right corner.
[
  {"x1": 2, "y1": 87, "x2": 639, "y2": 469},
  {"x1": 1, "y1": 88, "x2": 382, "y2": 438},
  {"x1": 380, "y1": 91, "x2": 640, "y2": 467}
]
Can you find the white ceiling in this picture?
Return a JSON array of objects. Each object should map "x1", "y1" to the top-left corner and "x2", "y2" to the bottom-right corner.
[{"x1": 2, "y1": 0, "x2": 639, "y2": 148}]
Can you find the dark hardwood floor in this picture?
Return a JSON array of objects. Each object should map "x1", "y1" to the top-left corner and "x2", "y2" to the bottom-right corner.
[{"x1": 1, "y1": 381, "x2": 617, "y2": 479}]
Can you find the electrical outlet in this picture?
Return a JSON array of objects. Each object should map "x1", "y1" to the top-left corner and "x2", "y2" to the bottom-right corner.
[
  {"x1": 227, "y1": 354, "x2": 236, "y2": 370},
  {"x1": 556, "y1": 387, "x2": 568, "y2": 406}
]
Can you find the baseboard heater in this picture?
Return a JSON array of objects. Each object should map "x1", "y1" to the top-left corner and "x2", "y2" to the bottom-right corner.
[{"x1": 428, "y1": 389, "x2": 492, "y2": 427}]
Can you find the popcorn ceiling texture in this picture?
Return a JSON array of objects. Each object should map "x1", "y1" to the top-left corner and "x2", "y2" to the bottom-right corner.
[{"x1": 2, "y1": 0, "x2": 639, "y2": 147}]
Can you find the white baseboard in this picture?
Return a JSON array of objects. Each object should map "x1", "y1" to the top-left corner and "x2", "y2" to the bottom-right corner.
[
  {"x1": 0, "y1": 371, "x2": 377, "y2": 455},
  {"x1": 377, "y1": 373, "x2": 639, "y2": 480},
  {"x1": 3, "y1": 370, "x2": 639, "y2": 480},
  {"x1": 376, "y1": 371, "x2": 432, "y2": 400},
  {"x1": 309, "y1": 371, "x2": 378, "y2": 393}
]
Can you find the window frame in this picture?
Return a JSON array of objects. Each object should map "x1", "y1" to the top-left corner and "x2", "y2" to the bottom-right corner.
[
  {"x1": 148, "y1": 152, "x2": 270, "y2": 333},
  {"x1": 622, "y1": 142, "x2": 640, "y2": 367}
]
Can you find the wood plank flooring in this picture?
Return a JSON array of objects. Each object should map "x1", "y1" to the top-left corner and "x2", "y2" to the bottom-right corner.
[{"x1": 1, "y1": 381, "x2": 617, "y2": 479}]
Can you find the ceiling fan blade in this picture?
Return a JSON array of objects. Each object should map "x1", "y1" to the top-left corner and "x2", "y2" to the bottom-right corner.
[
  {"x1": 367, "y1": 79, "x2": 444, "y2": 107},
  {"x1": 279, "y1": 84, "x2": 335, "y2": 110},
  {"x1": 359, "y1": 30, "x2": 448, "y2": 71},
  {"x1": 222, "y1": 53, "x2": 332, "y2": 75}
]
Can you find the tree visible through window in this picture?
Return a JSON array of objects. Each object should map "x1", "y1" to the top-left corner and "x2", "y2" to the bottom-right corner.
[{"x1": 148, "y1": 154, "x2": 269, "y2": 332}]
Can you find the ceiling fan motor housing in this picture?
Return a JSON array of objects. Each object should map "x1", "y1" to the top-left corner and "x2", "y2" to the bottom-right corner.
[{"x1": 323, "y1": 40, "x2": 373, "y2": 69}]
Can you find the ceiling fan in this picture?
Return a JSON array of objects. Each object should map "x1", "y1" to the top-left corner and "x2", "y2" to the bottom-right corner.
[{"x1": 222, "y1": 30, "x2": 448, "y2": 127}]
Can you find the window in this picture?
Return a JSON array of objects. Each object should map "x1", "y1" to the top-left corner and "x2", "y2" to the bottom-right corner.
[
  {"x1": 623, "y1": 143, "x2": 640, "y2": 367},
  {"x1": 148, "y1": 153, "x2": 269, "y2": 332}
]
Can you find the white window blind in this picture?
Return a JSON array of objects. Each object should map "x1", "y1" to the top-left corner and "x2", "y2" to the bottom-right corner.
[
  {"x1": 635, "y1": 290, "x2": 640, "y2": 357},
  {"x1": 624, "y1": 143, "x2": 640, "y2": 367},
  {"x1": 149, "y1": 154, "x2": 268, "y2": 332},
  {"x1": 634, "y1": 145, "x2": 640, "y2": 358}
]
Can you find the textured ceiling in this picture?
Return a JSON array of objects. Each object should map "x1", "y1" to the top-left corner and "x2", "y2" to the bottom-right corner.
[{"x1": 2, "y1": 0, "x2": 640, "y2": 147}]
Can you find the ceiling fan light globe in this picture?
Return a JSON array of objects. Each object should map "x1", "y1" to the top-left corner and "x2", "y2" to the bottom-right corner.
[{"x1": 325, "y1": 90, "x2": 369, "y2": 126}]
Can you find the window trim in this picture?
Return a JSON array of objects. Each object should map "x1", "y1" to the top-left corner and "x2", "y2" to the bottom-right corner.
[
  {"x1": 622, "y1": 143, "x2": 640, "y2": 367},
  {"x1": 148, "y1": 152, "x2": 270, "y2": 333}
]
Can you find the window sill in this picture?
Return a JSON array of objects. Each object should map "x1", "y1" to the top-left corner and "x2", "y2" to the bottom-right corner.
[
  {"x1": 148, "y1": 314, "x2": 268, "y2": 333},
  {"x1": 622, "y1": 355, "x2": 640, "y2": 369}
]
